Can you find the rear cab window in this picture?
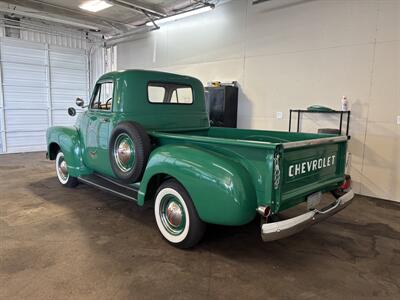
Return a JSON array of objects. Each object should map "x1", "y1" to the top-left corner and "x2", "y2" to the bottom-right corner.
[{"x1": 148, "y1": 82, "x2": 193, "y2": 104}]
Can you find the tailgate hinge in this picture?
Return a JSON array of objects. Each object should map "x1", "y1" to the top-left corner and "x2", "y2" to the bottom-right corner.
[{"x1": 273, "y1": 153, "x2": 281, "y2": 190}]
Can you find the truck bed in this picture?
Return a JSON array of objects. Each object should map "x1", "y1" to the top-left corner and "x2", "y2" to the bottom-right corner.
[
  {"x1": 151, "y1": 127, "x2": 341, "y2": 147},
  {"x1": 150, "y1": 127, "x2": 347, "y2": 214}
]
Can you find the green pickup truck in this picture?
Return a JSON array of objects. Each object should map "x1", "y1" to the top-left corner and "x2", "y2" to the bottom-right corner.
[{"x1": 46, "y1": 69, "x2": 354, "y2": 248}]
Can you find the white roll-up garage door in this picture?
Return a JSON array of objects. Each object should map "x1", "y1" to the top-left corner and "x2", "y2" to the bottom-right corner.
[
  {"x1": 0, "y1": 38, "x2": 88, "y2": 153},
  {"x1": 49, "y1": 46, "x2": 88, "y2": 127}
]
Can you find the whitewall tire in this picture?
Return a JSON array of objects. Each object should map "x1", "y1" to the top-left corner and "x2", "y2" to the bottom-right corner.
[
  {"x1": 154, "y1": 179, "x2": 205, "y2": 248},
  {"x1": 55, "y1": 151, "x2": 78, "y2": 188}
]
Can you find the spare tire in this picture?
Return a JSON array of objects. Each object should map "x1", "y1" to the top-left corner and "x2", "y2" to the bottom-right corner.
[{"x1": 109, "y1": 121, "x2": 151, "y2": 183}]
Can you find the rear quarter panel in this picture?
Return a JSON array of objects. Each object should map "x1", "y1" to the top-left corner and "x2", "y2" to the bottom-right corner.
[{"x1": 139, "y1": 144, "x2": 258, "y2": 226}]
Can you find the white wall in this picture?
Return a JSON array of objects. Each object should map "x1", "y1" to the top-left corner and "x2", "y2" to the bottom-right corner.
[
  {"x1": 90, "y1": 46, "x2": 117, "y2": 91},
  {"x1": 117, "y1": 0, "x2": 400, "y2": 202},
  {"x1": 0, "y1": 22, "x2": 90, "y2": 49}
]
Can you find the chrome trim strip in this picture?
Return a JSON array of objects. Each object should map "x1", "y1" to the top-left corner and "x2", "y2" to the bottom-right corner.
[
  {"x1": 78, "y1": 176, "x2": 138, "y2": 202},
  {"x1": 282, "y1": 136, "x2": 348, "y2": 149},
  {"x1": 94, "y1": 173, "x2": 139, "y2": 192},
  {"x1": 261, "y1": 189, "x2": 354, "y2": 242}
]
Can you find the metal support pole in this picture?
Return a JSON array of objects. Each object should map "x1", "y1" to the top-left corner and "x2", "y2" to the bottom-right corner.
[
  {"x1": 346, "y1": 112, "x2": 351, "y2": 137},
  {"x1": 45, "y1": 43, "x2": 53, "y2": 128},
  {"x1": 0, "y1": 37, "x2": 7, "y2": 153},
  {"x1": 339, "y1": 111, "x2": 343, "y2": 135},
  {"x1": 297, "y1": 111, "x2": 300, "y2": 133}
]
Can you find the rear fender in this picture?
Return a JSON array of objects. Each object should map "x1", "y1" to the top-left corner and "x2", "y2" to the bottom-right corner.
[
  {"x1": 46, "y1": 126, "x2": 91, "y2": 177},
  {"x1": 138, "y1": 145, "x2": 257, "y2": 226}
]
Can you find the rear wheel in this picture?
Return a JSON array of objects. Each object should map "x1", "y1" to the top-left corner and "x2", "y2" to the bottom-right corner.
[
  {"x1": 55, "y1": 151, "x2": 78, "y2": 188},
  {"x1": 154, "y1": 179, "x2": 205, "y2": 248}
]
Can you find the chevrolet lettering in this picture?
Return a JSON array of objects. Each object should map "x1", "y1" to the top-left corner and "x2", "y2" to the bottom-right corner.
[
  {"x1": 46, "y1": 70, "x2": 354, "y2": 248},
  {"x1": 288, "y1": 155, "x2": 336, "y2": 177}
]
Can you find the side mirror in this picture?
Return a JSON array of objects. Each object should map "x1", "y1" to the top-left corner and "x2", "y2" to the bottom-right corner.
[
  {"x1": 68, "y1": 107, "x2": 76, "y2": 116},
  {"x1": 76, "y1": 97, "x2": 84, "y2": 107}
]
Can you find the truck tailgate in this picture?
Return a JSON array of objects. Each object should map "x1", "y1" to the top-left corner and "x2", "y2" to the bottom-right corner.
[{"x1": 277, "y1": 136, "x2": 347, "y2": 211}]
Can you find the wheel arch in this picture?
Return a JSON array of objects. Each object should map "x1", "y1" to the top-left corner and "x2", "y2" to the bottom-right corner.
[
  {"x1": 142, "y1": 172, "x2": 170, "y2": 205},
  {"x1": 48, "y1": 142, "x2": 60, "y2": 160},
  {"x1": 138, "y1": 144, "x2": 258, "y2": 226}
]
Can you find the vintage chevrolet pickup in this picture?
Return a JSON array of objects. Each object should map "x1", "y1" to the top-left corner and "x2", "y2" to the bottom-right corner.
[{"x1": 46, "y1": 69, "x2": 354, "y2": 248}]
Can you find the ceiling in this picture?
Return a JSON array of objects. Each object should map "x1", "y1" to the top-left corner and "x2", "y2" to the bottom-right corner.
[{"x1": 0, "y1": 0, "x2": 216, "y2": 36}]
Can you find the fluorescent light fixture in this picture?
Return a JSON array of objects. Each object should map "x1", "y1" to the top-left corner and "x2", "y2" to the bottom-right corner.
[
  {"x1": 146, "y1": 6, "x2": 213, "y2": 27},
  {"x1": 79, "y1": 0, "x2": 113, "y2": 12}
]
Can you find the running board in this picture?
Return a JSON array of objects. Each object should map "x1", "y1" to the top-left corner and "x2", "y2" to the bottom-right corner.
[{"x1": 78, "y1": 174, "x2": 139, "y2": 202}]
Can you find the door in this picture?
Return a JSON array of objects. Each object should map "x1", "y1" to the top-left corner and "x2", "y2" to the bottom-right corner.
[
  {"x1": 0, "y1": 39, "x2": 48, "y2": 153},
  {"x1": 49, "y1": 46, "x2": 88, "y2": 128},
  {"x1": 0, "y1": 38, "x2": 88, "y2": 153},
  {"x1": 81, "y1": 81, "x2": 114, "y2": 176}
]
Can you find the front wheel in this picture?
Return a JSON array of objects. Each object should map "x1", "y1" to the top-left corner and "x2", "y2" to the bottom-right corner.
[
  {"x1": 154, "y1": 179, "x2": 205, "y2": 248},
  {"x1": 55, "y1": 151, "x2": 78, "y2": 188}
]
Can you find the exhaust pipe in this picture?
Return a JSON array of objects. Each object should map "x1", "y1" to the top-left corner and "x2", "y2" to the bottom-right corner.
[{"x1": 257, "y1": 206, "x2": 271, "y2": 218}]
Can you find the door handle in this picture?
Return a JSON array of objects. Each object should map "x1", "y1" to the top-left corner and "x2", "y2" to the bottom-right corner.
[{"x1": 100, "y1": 117, "x2": 110, "y2": 122}]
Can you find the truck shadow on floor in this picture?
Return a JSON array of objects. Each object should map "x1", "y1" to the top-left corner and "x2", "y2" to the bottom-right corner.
[{"x1": 28, "y1": 176, "x2": 400, "y2": 270}]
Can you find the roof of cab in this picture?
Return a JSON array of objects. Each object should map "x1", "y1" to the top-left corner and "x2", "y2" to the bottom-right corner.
[{"x1": 96, "y1": 69, "x2": 200, "y2": 84}]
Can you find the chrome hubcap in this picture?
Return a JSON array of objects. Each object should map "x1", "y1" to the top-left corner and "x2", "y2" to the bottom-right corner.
[
  {"x1": 117, "y1": 140, "x2": 132, "y2": 164},
  {"x1": 160, "y1": 195, "x2": 185, "y2": 236},
  {"x1": 166, "y1": 201, "x2": 183, "y2": 227},
  {"x1": 57, "y1": 155, "x2": 68, "y2": 181},
  {"x1": 60, "y1": 160, "x2": 68, "y2": 175},
  {"x1": 113, "y1": 133, "x2": 135, "y2": 172}
]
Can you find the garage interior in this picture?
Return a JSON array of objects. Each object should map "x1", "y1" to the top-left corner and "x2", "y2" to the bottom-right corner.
[{"x1": 0, "y1": 0, "x2": 399, "y2": 299}]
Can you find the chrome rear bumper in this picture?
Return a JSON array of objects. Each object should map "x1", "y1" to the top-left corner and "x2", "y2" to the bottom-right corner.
[{"x1": 261, "y1": 189, "x2": 354, "y2": 242}]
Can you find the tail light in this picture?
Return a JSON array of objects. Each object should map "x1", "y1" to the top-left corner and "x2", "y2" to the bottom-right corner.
[{"x1": 340, "y1": 174, "x2": 352, "y2": 191}]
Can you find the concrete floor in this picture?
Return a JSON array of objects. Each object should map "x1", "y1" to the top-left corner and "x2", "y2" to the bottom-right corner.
[{"x1": 0, "y1": 152, "x2": 399, "y2": 300}]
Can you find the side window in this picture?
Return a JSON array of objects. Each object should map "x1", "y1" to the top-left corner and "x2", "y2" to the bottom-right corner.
[
  {"x1": 91, "y1": 82, "x2": 114, "y2": 110},
  {"x1": 172, "y1": 87, "x2": 193, "y2": 104},
  {"x1": 148, "y1": 86, "x2": 166, "y2": 103},
  {"x1": 148, "y1": 82, "x2": 193, "y2": 104}
]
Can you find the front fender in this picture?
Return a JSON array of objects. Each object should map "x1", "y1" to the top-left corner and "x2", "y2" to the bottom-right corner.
[
  {"x1": 139, "y1": 145, "x2": 257, "y2": 226},
  {"x1": 46, "y1": 126, "x2": 91, "y2": 177}
]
